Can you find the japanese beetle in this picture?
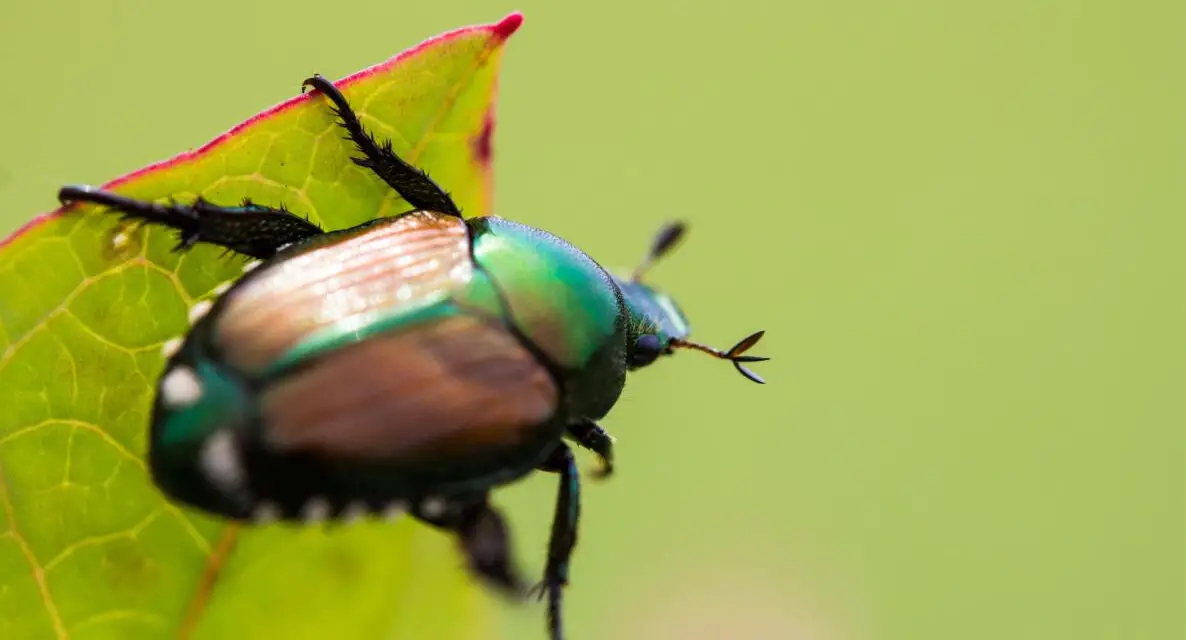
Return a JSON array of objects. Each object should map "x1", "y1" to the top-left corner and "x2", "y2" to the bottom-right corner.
[{"x1": 57, "y1": 74, "x2": 769, "y2": 640}]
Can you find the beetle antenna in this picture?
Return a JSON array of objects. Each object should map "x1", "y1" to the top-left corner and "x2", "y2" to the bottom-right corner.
[
  {"x1": 670, "y1": 330, "x2": 770, "y2": 384},
  {"x1": 631, "y1": 221, "x2": 687, "y2": 282}
]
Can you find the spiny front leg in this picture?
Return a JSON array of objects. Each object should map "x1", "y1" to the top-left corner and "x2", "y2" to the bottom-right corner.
[
  {"x1": 58, "y1": 186, "x2": 323, "y2": 260},
  {"x1": 531, "y1": 443, "x2": 582, "y2": 640},
  {"x1": 301, "y1": 74, "x2": 461, "y2": 217},
  {"x1": 566, "y1": 418, "x2": 615, "y2": 478}
]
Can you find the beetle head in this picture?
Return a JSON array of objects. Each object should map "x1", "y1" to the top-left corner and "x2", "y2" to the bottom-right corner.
[{"x1": 618, "y1": 222, "x2": 769, "y2": 383}]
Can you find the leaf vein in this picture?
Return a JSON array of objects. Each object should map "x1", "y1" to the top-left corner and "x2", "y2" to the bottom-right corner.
[
  {"x1": 0, "y1": 260, "x2": 144, "y2": 372},
  {"x1": 0, "y1": 458, "x2": 66, "y2": 638},
  {"x1": 142, "y1": 261, "x2": 196, "y2": 308},
  {"x1": 406, "y1": 35, "x2": 503, "y2": 164},
  {"x1": 177, "y1": 525, "x2": 238, "y2": 639},
  {"x1": 0, "y1": 417, "x2": 214, "y2": 555},
  {"x1": 63, "y1": 308, "x2": 138, "y2": 355},
  {"x1": 43, "y1": 510, "x2": 162, "y2": 572},
  {"x1": 166, "y1": 508, "x2": 214, "y2": 556},
  {"x1": 71, "y1": 608, "x2": 166, "y2": 634}
]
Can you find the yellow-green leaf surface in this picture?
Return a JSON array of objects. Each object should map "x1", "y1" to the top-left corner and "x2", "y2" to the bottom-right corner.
[{"x1": 0, "y1": 12, "x2": 522, "y2": 640}]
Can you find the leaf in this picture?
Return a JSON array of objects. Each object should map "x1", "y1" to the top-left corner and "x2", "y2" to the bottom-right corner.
[{"x1": 0, "y1": 12, "x2": 522, "y2": 640}]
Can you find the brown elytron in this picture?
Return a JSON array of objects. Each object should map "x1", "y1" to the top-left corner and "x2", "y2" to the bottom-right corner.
[
  {"x1": 216, "y1": 211, "x2": 472, "y2": 372},
  {"x1": 260, "y1": 314, "x2": 559, "y2": 459}
]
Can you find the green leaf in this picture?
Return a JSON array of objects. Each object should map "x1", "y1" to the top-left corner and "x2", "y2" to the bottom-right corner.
[{"x1": 0, "y1": 12, "x2": 522, "y2": 640}]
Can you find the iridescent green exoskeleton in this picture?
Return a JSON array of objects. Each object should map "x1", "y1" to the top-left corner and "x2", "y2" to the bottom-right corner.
[{"x1": 57, "y1": 74, "x2": 768, "y2": 640}]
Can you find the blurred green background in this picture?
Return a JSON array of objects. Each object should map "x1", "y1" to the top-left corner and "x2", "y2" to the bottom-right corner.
[{"x1": 1, "y1": 1, "x2": 1182, "y2": 639}]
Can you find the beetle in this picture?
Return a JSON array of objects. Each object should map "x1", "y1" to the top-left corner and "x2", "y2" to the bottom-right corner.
[{"x1": 57, "y1": 73, "x2": 768, "y2": 640}]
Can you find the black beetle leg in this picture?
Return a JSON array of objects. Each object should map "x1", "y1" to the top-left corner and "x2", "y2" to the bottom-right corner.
[
  {"x1": 57, "y1": 186, "x2": 323, "y2": 260},
  {"x1": 301, "y1": 74, "x2": 461, "y2": 217},
  {"x1": 565, "y1": 418, "x2": 614, "y2": 479},
  {"x1": 410, "y1": 494, "x2": 528, "y2": 597},
  {"x1": 531, "y1": 443, "x2": 581, "y2": 640}
]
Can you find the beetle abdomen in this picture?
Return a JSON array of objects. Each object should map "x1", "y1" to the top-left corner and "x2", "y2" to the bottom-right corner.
[
  {"x1": 259, "y1": 312, "x2": 559, "y2": 461},
  {"x1": 215, "y1": 211, "x2": 472, "y2": 374}
]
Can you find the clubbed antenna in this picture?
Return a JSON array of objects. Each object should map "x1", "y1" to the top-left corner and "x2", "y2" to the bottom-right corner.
[
  {"x1": 631, "y1": 221, "x2": 688, "y2": 282},
  {"x1": 670, "y1": 330, "x2": 771, "y2": 384}
]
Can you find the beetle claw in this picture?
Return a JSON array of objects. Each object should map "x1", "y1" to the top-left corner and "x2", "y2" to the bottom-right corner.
[
  {"x1": 528, "y1": 579, "x2": 563, "y2": 603},
  {"x1": 589, "y1": 462, "x2": 614, "y2": 480},
  {"x1": 300, "y1": 74, "x2": 325, "y2": 94}
]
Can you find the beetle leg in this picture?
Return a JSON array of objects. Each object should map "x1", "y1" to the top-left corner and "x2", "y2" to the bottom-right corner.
[
  {"x1": 301, "y1": 74, "x2": 462, "y2": 217},
  {"x1": 411, "y1": 494, "x2": 528, "y2": 597},
  {"x1": 530, "y1": 443, "x2": 581, "y2": 640},
  {"x1": 565, "y1": 418, "x2": 614, "y2": 479},
  {"x1": 57, "y1": 186, "x2": 323, "y2": 260}
]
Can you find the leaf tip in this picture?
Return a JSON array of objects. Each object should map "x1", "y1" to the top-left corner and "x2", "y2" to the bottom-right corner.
[{"x1": 492, "y1": 11, "x2": 524, "y2": 42}]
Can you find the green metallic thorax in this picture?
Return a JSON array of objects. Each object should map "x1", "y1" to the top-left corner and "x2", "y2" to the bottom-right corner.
[{"x1": 468, "y1": 217, "x2": 629, "y2": 420}]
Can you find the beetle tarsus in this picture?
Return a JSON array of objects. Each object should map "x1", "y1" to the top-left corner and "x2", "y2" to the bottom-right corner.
[
  {"x1": 301, "y1": 74, "x2": 462, "y2": 217},
  {"x1": 533, "y1": 443, "x2": 580, "y2": 640},
  {"x1": 527, "y1": 580, "x2": 565, "y2": 640},
  {"x1": 566, "y1": 418, "x2": 614, "y2": 479},
  {"x1": 58, "y1": 185, "x2": 323, "y2": 260}
]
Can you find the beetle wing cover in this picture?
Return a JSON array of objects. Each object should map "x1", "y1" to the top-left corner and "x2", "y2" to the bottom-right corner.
[
  {"x1": 216, "y1": 211, "x2": 471, "y2": 373},
  {"x1": 259, "y1": 314, "x2": 559, "y2": 459}
]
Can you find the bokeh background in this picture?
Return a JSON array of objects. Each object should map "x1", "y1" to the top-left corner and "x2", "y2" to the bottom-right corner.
[{"x1": 1, "y1": 1, "x2": 1182, "y2": 639}]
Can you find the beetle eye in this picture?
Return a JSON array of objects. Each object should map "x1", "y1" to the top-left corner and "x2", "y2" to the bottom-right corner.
[{"x1": 631, "y1": 334, "x2": 663, "y2": 367}]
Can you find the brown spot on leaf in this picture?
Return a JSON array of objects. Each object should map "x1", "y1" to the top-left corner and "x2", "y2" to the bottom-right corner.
[
  {"x1": 103, "y1": 220, "x2": 142, "y2": 262},
  {"x1": 472, "y1": 111, "x2": 496, "y2": 167}
]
